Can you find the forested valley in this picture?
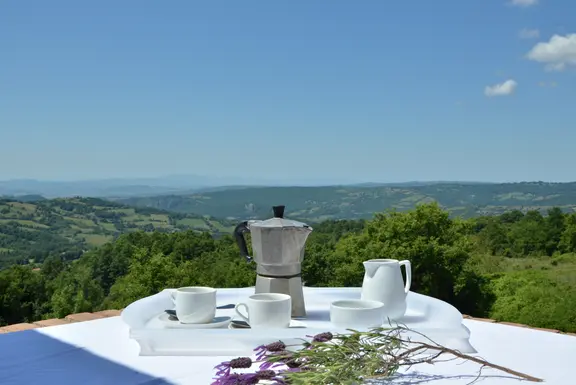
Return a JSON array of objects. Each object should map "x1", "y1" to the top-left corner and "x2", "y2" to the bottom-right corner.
[{"x1": 1, "y1": 202, "x2": 575, "y2": 333}]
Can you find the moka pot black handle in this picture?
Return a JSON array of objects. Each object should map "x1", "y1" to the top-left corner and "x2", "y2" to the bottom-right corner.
[{"x1": 234, "y1": 221, "x2": 252, "y2": 262}]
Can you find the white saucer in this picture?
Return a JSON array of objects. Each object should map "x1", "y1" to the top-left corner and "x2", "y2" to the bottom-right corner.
[
  {"x1": 228, "y1": 319, "x2": 307, "y2": 329},
  {"x1": 158, "y1": 313, "x2": 232, "y2": 329}
]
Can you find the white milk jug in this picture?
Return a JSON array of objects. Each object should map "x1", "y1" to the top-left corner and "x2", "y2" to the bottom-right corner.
[{"x1": 360, "y1": 259, "x2": 412, "y2": 320}]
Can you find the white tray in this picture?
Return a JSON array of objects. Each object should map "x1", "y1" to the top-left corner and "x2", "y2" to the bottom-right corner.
[{"x1": 122, "y1": 287, "x2": 475, "y2": 356}]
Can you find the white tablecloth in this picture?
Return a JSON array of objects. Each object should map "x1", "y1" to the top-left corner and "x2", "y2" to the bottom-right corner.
[{"x1": 0, "y1": 288, "x2": 574, "y2": 385}]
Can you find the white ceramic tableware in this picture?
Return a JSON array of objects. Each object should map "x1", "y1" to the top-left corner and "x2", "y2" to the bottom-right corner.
[
  {"x1": 170, "y1": 286, "x2": 217, "y2": 324},
  {"x1": 160, "y1": 314, "x2": 231, "y2": 329},
  {"x1": 330, "y1": 299, "x2": 385, "y2": 328},
  {"x1": 228, "y1": 319, "x2": 306, "y2": 330},
  {"x1": 361, "y1": 259, "x2": 412, "y2": 320},
  {"x1": 235, "y1": 293, "x2": 292, "y2": 329}
]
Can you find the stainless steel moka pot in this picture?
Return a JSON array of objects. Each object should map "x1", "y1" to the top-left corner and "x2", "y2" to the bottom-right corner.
[{"x1": 234, "y1": 205, "x2": 313, "y2": 318}]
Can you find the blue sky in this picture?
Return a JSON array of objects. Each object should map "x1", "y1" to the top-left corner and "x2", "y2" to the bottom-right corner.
[{"x1": 1, "y1": 0, "x2": 575, "y2": 183}]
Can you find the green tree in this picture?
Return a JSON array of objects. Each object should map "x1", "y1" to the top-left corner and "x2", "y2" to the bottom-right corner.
[
  {"x1": 545, "y1": 207, "x2": 565, "y2": 255},
  {"x1": 0, "y1": 266, "x2": 45, "y2": 325},
  {"x1": 302, "y1": 234, "x2": 337, "y2": 286},
  {"x1": 499, "y1": 210, "x2": 524, "y2": 224},
  {"x1": 103, "y1": 248, "x2": 181, "y2": 309},
  {"x1": 559, "y1": 213, "x2": 576, "y2": 253},
  {"x1": 490, "y1": 270, "x2": 576, "y2": 332},
  {"x1": 41, "y1": 254, "x2": 65, "y2": 282},
  {"x1": 50, "y1": 264, "x2": 104, "y2": 318},
  {"x1": 302, "y1": 220, "x2": 365, "y2": 287},
  {"x1": 507, "y1": 210, "x2": 547, "y2": 256},
  {"x1": 477, "y1": 219, "x2": 509, "y2": 255},
  {"x1": 327, "y1": 203, "x2": 493, "y2": 316}
]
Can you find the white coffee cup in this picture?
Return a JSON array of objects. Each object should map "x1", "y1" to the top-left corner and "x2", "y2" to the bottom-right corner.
[
  {"x1": 170, "y1": 286, "x2": 216, "y2": 324},
  {"x1": 235, "y1": 293, "x2": 291, "y2": 329},
  {"x1": 330, "y1": 299, "x2": 385, "y2": 329}
]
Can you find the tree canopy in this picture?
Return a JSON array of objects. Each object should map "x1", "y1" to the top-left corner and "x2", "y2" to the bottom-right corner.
[{"x1": 1, "y1": 202, "x2": 576, "y2": 333}]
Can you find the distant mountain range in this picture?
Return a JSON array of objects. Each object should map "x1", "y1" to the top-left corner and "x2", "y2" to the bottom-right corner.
[
  {"x1": 4, "y1": 177, "x2": 575, "y2": 223},
  {"x1": 3, "y1": 180, "x2": 576, "y2": 268},
  {"x1": 0, "y1": 176, "x2": 490, "y2": 199},
  {"x1": 0, "y1": 175, "x2": 246, "y2": 198},
  {"x1": 113, "y1": 181, "x2": 576, "y2": 222}
]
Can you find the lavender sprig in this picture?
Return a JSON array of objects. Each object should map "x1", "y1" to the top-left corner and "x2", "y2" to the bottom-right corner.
[
  {"x1": 212, "y1": 328, "x2": 542, "y2": 385},
  {"x1": 211, "y1": 370, "x2": 286, "y2": 385}
]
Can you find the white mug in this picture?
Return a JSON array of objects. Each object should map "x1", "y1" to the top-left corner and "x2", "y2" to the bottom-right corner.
[
  {"x1": 235, "y1": 293, "x2": 291, "y2": 329},
  {"x1": 170, "y1": 286, "x2": 216, "y2": 324}
]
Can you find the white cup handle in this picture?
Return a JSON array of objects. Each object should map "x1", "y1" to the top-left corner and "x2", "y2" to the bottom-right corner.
[
  {"x1": 170, "y1": 291, "x2": 177, "y2": 303},
  {"x1": 235, "y1": 303, "x2": 249, "y2": 322},
  {"x1": 399, "y1": 260, "x2": 412, "y2": 294}
]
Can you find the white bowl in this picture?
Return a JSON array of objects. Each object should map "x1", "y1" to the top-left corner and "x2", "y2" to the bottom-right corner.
[{"x1": 330, "y1": 299, "x2": 385, "y2": 329}]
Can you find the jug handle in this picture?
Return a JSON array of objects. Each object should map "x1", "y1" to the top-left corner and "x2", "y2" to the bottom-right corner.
[{"x1": 399, "y1": 260, "x2": 412, "y2": 294}]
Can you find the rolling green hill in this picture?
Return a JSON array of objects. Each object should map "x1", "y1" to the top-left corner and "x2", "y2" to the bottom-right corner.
[
  {"x1": 0, "y1": 197, "x2": 233, "y2": 269},
  {"x1": 116, "y1": 182, "x2": 576, "y2": 222}
]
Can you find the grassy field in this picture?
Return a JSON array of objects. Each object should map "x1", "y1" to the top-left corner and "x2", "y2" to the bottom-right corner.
[
  {"x1": 470, "y1": 252, "x2": 576, "y2": 275},
  {"x1": 467, "y1": 253, "x2": 576, "y2": 331}
]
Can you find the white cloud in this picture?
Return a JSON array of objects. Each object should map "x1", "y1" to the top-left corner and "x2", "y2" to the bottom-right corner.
[
  {"x1": 519, "y1": 28, "x2": 540, "y2": 39},
  {"x1": 510, "y1": 0, "x2": 538, "y2": 7},
  {"x1": 484, "y1": 79, "x2": 518, "y2": 97},
  {"x1": 526, "y1": 34, "x2": 576, "y2": 71}
]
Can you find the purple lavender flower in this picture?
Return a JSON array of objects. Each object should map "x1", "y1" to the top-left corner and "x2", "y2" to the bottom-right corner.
[
  {"x1": 214, "y1": 357, "x2": 253, "y2": 376},
  {"x1": 259, "y1": 360, "x2": 286, "y2": 371},
  {"x1": 255, "y1": 370, "x2": 284, "y2": 381},
  {"x1": 211, "y1": 372, "x2": 256, "y2": 385},
  {"x1": 254, "y1": 341, "x2": 287, "y2": 360},
  {"x1": 312, "y1": 332, "x2": 333, "y2": 342},
  {"x1": 211, "y1": 370, "x2": 287, "y2": 385},
  {"x1": 303, "y1": 331, "x2": 334, "y2": 350}
]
